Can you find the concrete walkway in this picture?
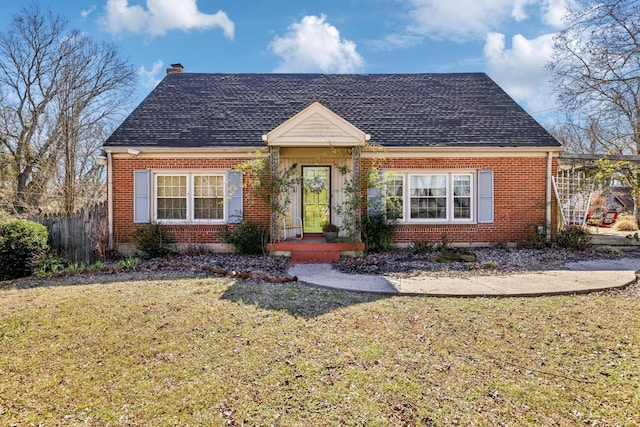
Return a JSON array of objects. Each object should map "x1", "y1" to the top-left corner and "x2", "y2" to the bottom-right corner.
[{"x1": 288, "y1": 258, "x2": 640, "y2": 296}]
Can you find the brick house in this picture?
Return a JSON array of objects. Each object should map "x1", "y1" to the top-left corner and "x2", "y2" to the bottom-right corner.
[{"x1": 102, "y1": 65, "x2": 563, "y2": 254}]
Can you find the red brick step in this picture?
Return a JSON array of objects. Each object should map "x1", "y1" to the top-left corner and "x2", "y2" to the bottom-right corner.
[{"x1": 267, "y1": 239, "x2": 365, "y2": 263}]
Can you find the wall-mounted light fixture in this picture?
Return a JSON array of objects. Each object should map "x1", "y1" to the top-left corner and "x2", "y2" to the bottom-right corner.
[
  {"x1": 96, "y1": 150, "x2": 108, "y2": 166},
  {"x1": 127, "y1": 148, "x2": 141, "y2": 157}
]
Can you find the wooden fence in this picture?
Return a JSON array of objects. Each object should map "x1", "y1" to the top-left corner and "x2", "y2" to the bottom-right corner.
[{"x1": 32, "y1": 202, "x2": 107, "y2": 264}]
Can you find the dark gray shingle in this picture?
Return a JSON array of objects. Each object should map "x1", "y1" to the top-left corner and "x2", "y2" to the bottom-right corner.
[{"x1": 105, "y1": 73, "x2": 560, "y2": 148}]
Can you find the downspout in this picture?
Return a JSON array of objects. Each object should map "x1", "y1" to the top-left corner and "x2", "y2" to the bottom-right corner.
[
  {"x1": 107, "y1": 151, "x2": 114, "y2": 250},
  {"x1": 546, "y1": 150, "x2": 552, "y2": 243}
]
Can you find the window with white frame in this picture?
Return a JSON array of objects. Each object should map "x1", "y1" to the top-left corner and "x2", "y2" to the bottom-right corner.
[
  {"x1": 380, "y1": 172, "x2": 474, "y2": 222},
  {"x1": 155, "y1": 173, "x2": 225, "y2": 222},
  {"x1": 452, "y1": 174, "x2": 472, "y2": 219}
]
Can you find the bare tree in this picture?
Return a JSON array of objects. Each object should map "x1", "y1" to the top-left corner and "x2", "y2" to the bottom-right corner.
[
  {"x1": 548, "y1": 115, "x2": 610, "y2": 154},
  {"x1": 548, "y1": 0, "x2": 640, "y2": 155},
  {"x1": 549, "y1": 0, "x2": 640, "y2": 225},
  {"x1": 0, "y1": 4, "x2": 136, "y2": 214}
]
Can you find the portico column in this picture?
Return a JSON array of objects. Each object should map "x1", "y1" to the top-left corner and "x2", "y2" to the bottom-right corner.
[
  {"x1": 352, "y1": 146, "x2": 361, "y2": 236},
  {"x1": 270, "y1": 146, "x2": 280, "y2": 242}
]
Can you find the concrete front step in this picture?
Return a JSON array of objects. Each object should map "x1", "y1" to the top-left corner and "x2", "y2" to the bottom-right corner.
[{"x1": 267, "y1": 240, "x2": 365, "y2": 263}]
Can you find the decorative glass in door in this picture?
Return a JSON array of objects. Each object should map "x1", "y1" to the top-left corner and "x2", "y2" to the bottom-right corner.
[{"x1": 302, "y1": 166, "x2": 330, "y2": 232}]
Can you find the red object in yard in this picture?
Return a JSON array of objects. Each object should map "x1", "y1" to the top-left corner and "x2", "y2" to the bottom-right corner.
[{"x1": 598, "y1": 211, "x2": 619, "y2": 228}]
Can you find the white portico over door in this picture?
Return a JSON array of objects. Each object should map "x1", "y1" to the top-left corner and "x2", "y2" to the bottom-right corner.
[{"x1": 262, "y1": 102, "x2": 370, "y2": 241}]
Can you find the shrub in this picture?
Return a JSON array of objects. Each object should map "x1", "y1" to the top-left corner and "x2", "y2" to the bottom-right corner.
[
  {"x1": 557, "y1": 225, "x2": 592, "y2": 250},
  {"x1": 493, "y1": 240, "x2": 509, "y2": 250},
  {"x1": 0, "y1": 218, "x2": 49, "y2": 280},
  {"x1": 412, "y1": 240, "x2": 434, "y2": 255},
  {"x1": 361, "y1": 214, "x2": 397, "y2": 253},
  {"x1": 130, "y1": 222, "x2": 174, "y2": 258},
  {"x1": 517, "y1": 224, "x2": 548, "y2": 249},
  {"x1": 224, "y1": 222, "x2": 268, "y2": 255}
]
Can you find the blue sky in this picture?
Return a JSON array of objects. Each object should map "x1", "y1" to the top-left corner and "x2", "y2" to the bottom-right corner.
[{"x1": 0, "y1": 0, "x2": 574, "y2": 127}]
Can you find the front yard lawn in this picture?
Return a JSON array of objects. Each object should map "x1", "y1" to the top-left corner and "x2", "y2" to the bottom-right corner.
[{"x1": 1, "y1": 271, "x2": 639, "y2": 425}]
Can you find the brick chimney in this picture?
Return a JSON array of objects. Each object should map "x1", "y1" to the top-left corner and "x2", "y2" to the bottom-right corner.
[{"x1": 166, "y1": 63, "x2": 184, "y2": 74}]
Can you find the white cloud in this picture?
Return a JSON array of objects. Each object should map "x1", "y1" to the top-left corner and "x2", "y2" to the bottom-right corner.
[
  {"x1": 81, "y1": 5, "x2": 96, "y2": 18},
  {"x1": 100, "y1": 0, "x2": 234, "y2": 38},
  {"x1": 484, "y1": 31, "x2": 556, "y2": 116},
  {"x1": 395, "y1": 0, "x2": 572, "y2": 43},
  {"x1": 512, "y1": 0, "x2": 537, "y2": 21},
  {"x1": 269, "y1": 14, "x2": 364, "y2": 73},
  {"x1": 138, "y1": 60, "x2": 165, "y2": 88},
  {"x1": 540, "y1": 0, "x2": 575, "y2": 28},
  {"x1": 405, "y1": 0, "x2": 527, "y2": 41}
]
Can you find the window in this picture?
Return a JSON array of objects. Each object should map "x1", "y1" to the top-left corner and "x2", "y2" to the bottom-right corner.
[
  {"x1": 375, "y1": 172, "x2": 475, "y2": 222},
  {"x1": 194, "y1": 175, "x2": 224, "y2": 220},
  {"x1": 453, "y1": 174, "x2": 471, "y2": 220},
  {"x1": 156, "y1": 175, "x2": 187, "y2": 220},
  {"x1": 407, "y1": 173, "x2": 473, "y2": 221},
  {"x1": 385, "y1": 174, "x2": 404, "y2": 220},
  {"x1": 410, "y1": 175, "x2": 447, "y2": 219},
  {"x1": 155, "y1": 173, "x2": 225, "y2": 222}
]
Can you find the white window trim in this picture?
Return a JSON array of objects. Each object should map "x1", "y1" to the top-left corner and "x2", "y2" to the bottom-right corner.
[
  {"x1": 153, "y1": 171, "x2": 227, "y2": 224},
  {"x1": 384, "y1": 170, "x2": 476, "y2": 224}
]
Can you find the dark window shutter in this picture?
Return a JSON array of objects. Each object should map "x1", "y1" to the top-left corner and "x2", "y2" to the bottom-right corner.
[{"x1": 134, "y1": 170, "x2": 151, "y2": 223}]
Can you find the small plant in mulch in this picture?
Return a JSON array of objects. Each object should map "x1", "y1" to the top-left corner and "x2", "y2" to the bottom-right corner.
[
  {"x1": 556, "y1": 225, "x2": 592, "y2": 251},
  {"x1": 131, "y1": 222, "x2": 174, "y2": 258},
  {"x1": 427, "y1": 234, "x2": 477, "y2": 263},
  {"x1": 517, "y1": 226, "x2": 548, "y2": 249},
  {"x1": 411, "y1": 240, "x2": 435, "y2": 255},
  {"x1": 361, "y1": 213, "x2": 397, "y2": 253},
  {"x1": 223, "y1": 221, "x2": 269, "y2": 255}
]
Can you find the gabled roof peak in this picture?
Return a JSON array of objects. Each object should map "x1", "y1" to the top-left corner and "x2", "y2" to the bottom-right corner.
[{"x1": 265, "y1": 102, "x2": 368, "y2": 147}]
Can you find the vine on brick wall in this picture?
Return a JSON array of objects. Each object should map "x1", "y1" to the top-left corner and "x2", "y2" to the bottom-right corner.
[{"x1": 235, "y1": 154, "x2": 301, "y2": 242}]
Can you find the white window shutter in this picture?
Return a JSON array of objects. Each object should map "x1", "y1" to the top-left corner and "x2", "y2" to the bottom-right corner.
[
  {"x1": 134, "y1": 170, "x2": 151, "y2": 223},
  {"x1": 477, "y1": 170, "x2": 494, "y2": 223},
  {"x1": 367, "y1": 170, "x2": 385, "y2": 215},
  {"x1": 226, "y1": 171, "x2": 243, "y2": 223}
]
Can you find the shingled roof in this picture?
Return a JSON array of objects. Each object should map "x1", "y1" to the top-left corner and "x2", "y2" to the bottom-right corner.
[{"x1": 104, "y1": 73, "x2": 560, "y2": 148}]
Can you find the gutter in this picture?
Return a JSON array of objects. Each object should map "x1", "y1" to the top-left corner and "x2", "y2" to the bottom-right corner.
[
  {"x1": 107, "y1": 150, "x2": 114, "y2": 250},
  {"x1": 546, "y1": 151, "x2": 552, "y2": 242}
]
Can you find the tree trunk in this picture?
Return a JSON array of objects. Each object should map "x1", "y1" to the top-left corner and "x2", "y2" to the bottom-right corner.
[{"x1": 13, "y1": 168, "x2": 31, "y2": 214}]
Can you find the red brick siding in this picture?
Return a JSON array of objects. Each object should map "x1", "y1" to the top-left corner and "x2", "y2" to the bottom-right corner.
[
  {"x1": 111, "y1": 155, "x2": 557, "y2": 245},
  {"x1": 111, "y1": 158, "x2": 270, "y2": 244},
  {"x1": 362, "y1": 156, "x2": 558, "y2": 244}
]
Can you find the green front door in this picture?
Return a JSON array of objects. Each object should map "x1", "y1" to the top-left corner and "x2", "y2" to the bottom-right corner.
[{"x1": 302, "y1": 166, "x2": 331, "y2": 232}]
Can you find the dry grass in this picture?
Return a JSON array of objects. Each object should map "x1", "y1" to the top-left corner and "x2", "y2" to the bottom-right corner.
[
  {"x1": 614, "y1": 219, "x2": 638, "y2": 232},
  {"x1": 1, "y1": 271, "x2": 639, "y2": 426}
]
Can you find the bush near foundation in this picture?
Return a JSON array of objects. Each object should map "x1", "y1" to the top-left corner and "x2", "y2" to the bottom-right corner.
[{"x1": 557, "y1": 225, "x2": 591, "y2": 250}]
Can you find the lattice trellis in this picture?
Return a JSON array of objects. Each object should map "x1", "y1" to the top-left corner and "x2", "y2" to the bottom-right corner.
[{"x1": 552, "y1": 169, "x2": 595, "y2": 228}]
